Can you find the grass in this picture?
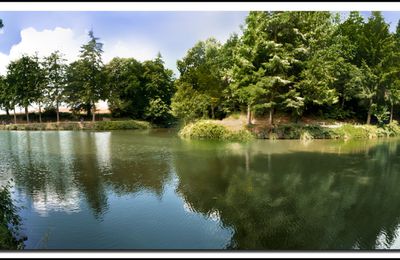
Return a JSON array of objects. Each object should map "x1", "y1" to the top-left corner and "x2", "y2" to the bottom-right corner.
[
  {"x1": 253, "y1": 121, "x2": 400, "y2": 140},
  {"x1": 0, "y1": 120, "x2": 151, "y2": 131},
  {"x1": 179, "y1": 120, "x2": 254, "y2": 142}
]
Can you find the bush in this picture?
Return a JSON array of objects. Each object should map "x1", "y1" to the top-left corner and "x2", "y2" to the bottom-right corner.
[
  {"x1": 0, "y1": 183, "x2": 24, "y2": 249},
  {"x1": 300, "y1": 130, "x2": 313, "y2": 141},
  {"x1": 383, "y1": 120, "x2": 400, "y2": 137},
  {"x1": 92, "y1": 120, "x2": 151, "y2": 130},
  {"x1": 272, "y1": 124, "x2": 330, "y2": 139},
  {"x1": 0, "y1": 120, "x2": 151, "y2": 131},
  {"x1": 179, "y1": 120, "x2": 253, "y2": 141}
]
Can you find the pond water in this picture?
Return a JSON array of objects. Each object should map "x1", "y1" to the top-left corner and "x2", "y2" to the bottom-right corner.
[{"x1": 1, "y1": 129, "x2": 400, "y2": 249}]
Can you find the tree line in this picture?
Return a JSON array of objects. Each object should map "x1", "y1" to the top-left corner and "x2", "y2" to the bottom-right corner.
[
  {"x1": 0, "y1": 30, "x2": 175, "y2": 125},
  {"x1": 172, "y1": 11, "x2": 400, "y2": 126},
  {"x1": 0, "y1": 11, "x2": 399, "y2": 126}
]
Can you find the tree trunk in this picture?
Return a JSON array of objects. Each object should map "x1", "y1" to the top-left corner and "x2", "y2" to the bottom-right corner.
[
  {"x1": 92, "y1": 102, "x2": 96, "y2": 122},
  {"x1": 390, "y1": 103, "x2": 394, "y2": 123},
  {"x1": 211, "y1": 106, "x2": 215, "y2": 119},
  {"x1": 38, "y1": 103, "x2": 42, "y2": 123},
  {"x1": 56, "y1": 101, "x2": 60, "y2": 123},
  {"x1": 25, "y1": 106, "x2": 29, "y2": 124},
  {"x1": 366, "y1": 99, "x2": 373, "y2": 125},
  {"x1": 87, "y1": 103, "x2": 91, "y2": 118},
  {"x1": 269, "y1": 108, "x2": 274, "y2": 125},
  {"x1": 13, "y1": 107, "x2": 16, "y2": 124},
  {"x1": 5, "y1": 108, "x2": 10, "y2": 120},
  {"x1": 247, "y1": 104, "x2": 251, "y2": 125}
]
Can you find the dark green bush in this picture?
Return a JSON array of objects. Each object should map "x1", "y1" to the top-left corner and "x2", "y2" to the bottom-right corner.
[{"x1": 0, "y1": 183, "x2": 24, "y2": 249}]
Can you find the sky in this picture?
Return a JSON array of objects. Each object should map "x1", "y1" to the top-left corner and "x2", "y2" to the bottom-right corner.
[
  {"x1": 0, "y1": 11, "x2": 249, "y2": 76},
  {"x1": 0, "y1": 11, "x2": 398, "y2": 79}
]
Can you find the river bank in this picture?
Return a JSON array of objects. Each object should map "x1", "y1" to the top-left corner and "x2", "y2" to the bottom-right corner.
[
  {"x1": 179, "y1": 117, "x2": 400, "y2": 141},
  {"x1": 0, "y1": 120, "x2": 151, "y2": 131}
]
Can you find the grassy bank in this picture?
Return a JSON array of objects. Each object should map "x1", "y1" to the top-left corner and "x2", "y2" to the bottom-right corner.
[
  {"x1": 179, "y1": 120, "x2": 254, "y2": 141},
  {"x1": 179, "y1": 119, "x2": 400, "y2": 141},
  {"x1": 253, "y1": 121, "x2": 400, "y2": 140},
  {"x1": 0, "y1": 120, "x2": 151, "y2": 131}
]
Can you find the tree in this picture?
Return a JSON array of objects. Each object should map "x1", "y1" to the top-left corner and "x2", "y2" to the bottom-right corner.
[
  {"x1": 43, "y1": 51, "x2": 67, "y2": 123},
  {"x1": 0, "y1": 76, "x2": 12, "y2": 121},
  {"x1": 104, "y1": 57, "x2": 144, "y2": 118},
  {"x1": 229, "y1": 11, "x2": 324, "y2": 125},
  {"x1": 142, "y1": 53, "x2": 175, "y2": 124},
  {"x1": 358, "y1": 12, "x2": 392, "y2": 124},
  {"x1": 6, "y1": 55, "x2": 45, "y2": 123},
  {"x1": 171, "y1": 81, "x2": 210, "y2": 124},
  {"x1": 174, "y1": 38, "x2": 225, "y2": 120},
  {"x1": 65, "y1": 30, "x2": 105, "y2": 122}
]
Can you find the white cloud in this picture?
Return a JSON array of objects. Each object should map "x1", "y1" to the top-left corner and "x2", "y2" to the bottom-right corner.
[
  {"x1": 0, "y1": 26, "x2": 162, "y2": 112},
  {"x1": 0, "y1": 27, "x2": 87, "y2": 75},
  {"x1": 103, "y1": 38, "x2": 159, "y2": 63},
  {"x1": 0, "y1": 26, "x2": 162, "y2": 76}
]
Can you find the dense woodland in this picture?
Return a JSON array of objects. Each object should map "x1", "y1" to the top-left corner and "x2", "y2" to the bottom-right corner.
[{"x1": 0, "y1": 11, "x2": 399, "y2": 127}]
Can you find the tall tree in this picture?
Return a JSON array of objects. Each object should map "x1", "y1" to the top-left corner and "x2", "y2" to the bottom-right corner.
[
  {"x1": 103, "y1": 57, "x2": 144, "y2": 118},
  {"x1": 65, "y1": 30, "x2": 105, "y2": 122},
  {"x1": 174, "y1": 38, "x2": 225, "y2": 120},
  {"x1": 382, "y1": 20, "x2": 400, "y2": 123},
  {"x1": 359, "y1": 12, "x2": 392, "y2": 124},
  {"x1": 43, "y1": 51, "x2": 67, "y2": 123},
  {"x1": 0, "y1": 76, "x2": 12, "y2": 121},
  {"x1": 142, "y1": 53, "x2": 175, "y2": 124},
  {"x1": 6, "y1": 55, "x2": 44, "y2": 123}
]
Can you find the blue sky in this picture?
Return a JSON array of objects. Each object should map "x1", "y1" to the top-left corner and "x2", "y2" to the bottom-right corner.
[
  {"x1": 0, "y1": 11, "x2": 398, "y2": 76},
  {"x1": 0, "y1": 11, "x2": 248, "y2": 75}
]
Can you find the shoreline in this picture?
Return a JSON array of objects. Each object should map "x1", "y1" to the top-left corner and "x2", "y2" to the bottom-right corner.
[
  {"x1": 179, "y1": 120, "x2": 400, "y2": 141},
  {"x1": 0, "y1": 120, "x2": 151, "y2": 131},
  {"x1": 1, "y1": 119, "x2": 400, "y2": 142}
]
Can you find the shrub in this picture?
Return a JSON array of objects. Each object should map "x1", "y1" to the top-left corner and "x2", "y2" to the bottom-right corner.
[
  {"x1": 179, "y1": 120, "x2": 253, "y2": 141},
  {"x1": 92, "y1": 120, "x2": 151, "y2": 130},
  {"x1": 383, "y1": 120, "x2": 400, "y2": 137},
  {"x1": 0, "y1": 183, "x2": 24, "y2": 249},
  {"x1": 330, "y1": 124, "x2": 376, "y2": 140},
  {"x1": 300, "y1": 130, "x2": 313, "y2": 141},
  {"x1": 0, "y1": 120, "x2": 151, "y2": 131}
]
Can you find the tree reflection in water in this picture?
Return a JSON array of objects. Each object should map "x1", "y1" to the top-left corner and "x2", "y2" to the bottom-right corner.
[
  {"x1": 2, "y1": 130, "x2": 400, "y2": 249},
  {"x1": 174, "y1": 139, "x2": 400, "y2": 249}
]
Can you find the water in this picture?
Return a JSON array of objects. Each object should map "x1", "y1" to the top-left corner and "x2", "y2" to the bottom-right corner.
[{"x1": 1, "y1": 129, "x2": 400, "y2": 249}]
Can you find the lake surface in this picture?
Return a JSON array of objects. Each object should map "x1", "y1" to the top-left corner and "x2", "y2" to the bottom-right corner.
[{"x1": 1, "y1": 129, "x2": 400, "y2": 249}]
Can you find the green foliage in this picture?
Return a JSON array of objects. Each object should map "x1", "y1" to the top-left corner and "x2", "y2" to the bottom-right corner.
[
  {"x1": 267, "y1": 124, "x2": 331, "y2": 139},
  {"x1": 42, "y1": 51, "x2": 67, "y2": 120},
  {"x1": 6, "y1": 54, "x2": 46, "y2": 121},
  {"x1": 253, "y1": 123, "x2": 400, "y2": 140},
  {"x1": 171, "y1": 82, "x2": 210, "y2": 123},
  {"x1": 64, "y1": 30, "x2": 105, "y2": 119},
  {"x1": 0, "y1": 182, "x2": 24, "y2": 249},
  {"x1": 1, "y1": 12, "x2": 400, "y2": 129},
  {"x1": 144, "y1": 98, "x2": 172, "y2": 125},
  {"x1": 372, "y1": 105, "x2": 390, "y2": 126},
  {"x1": 0, "y1": 120, "x2": 150, "y2": 131},
  {"x1": 179, "y1": 120, "x2": 253, "y2": 141},
  {"x1": 174, "y1": 38, "x2": 226, "y2": 120},
  {"x1": 382, "y1": 120, "x2": 400, "y2": 137},
  {"x1": 104, "y1": 54, "x2": 175, "y2": 125},
  {"x1": 91, "y1": 120, "x2": 151, "y2": 130}
]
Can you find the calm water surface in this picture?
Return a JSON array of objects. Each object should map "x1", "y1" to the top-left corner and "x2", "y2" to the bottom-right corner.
[{"x1": 1, "y1": 129, "x2": 400, "y2": 249}]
